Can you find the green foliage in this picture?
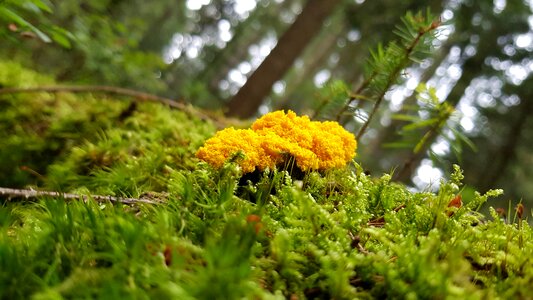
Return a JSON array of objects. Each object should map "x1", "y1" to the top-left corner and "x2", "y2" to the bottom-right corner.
[
  {"x1": 0, "y1": 0, "x2": 73, "y2": 47},
  {"x1": 333, "y1": 10, "x2": 439, "y2": 128},
  {"x1": 363, "y1": 9, "x2": 437, "y2": 95},
  {"x1": 0, "y1": 1, "x2": 183, "y2": 93},
  {"x1": 313, "y1": 80, "x2": 352, "y2": 120},
  {"x1": 387, "y1": 83, "x2": 475, "y2": 162},
  {"x1": 0, "y1": 60, "x2": 122, "y2": 187},
  {"x1": 67, "y1": 8, "x2": 169, "y2": 91},
  {"x1": 2, "y1": 154, "x2": 531, "y2": 299},
  {"x1": 45, "y1": 103, "x2": 214, "y2": 196}
]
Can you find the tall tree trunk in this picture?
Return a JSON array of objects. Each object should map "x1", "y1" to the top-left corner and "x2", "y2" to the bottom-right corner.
[
  {"x1": 226, "y1": 0, "x2": 342, "y2": 118},
  {"x1": 275, "y1": 11, "x2": 345, "y2": 111},
  {"x1": 199, "y1": 2, "x2": 290, "y2": 98}
]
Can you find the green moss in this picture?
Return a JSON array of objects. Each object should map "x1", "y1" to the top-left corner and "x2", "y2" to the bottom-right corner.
[
  {"x1": 45, "y1": 103, "x2": 215, "y2": 196},
  {"x1": 0, "y1": 59, "x2": 216, "y2": 191},
  {"x1": 0, "y1": 61, "x2": 531, "y2": 299},
  {"x1": 0, "y1": 60, "x2": 131, "y2": 187}
]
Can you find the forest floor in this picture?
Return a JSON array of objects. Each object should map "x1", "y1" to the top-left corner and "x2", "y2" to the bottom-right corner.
[{"x1": 0, "y1": 60, "x2": 531, "y2": 299}]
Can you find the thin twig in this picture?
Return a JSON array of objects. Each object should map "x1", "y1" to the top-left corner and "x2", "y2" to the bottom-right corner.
[
  {"x1": 0, "y1": 187, "x2": 160, "y2": 205},
  {"x1": 0, "y1": 85, "x2": 183, "y2": 106},
  {"x1": 0, "y1": 85, "x2": 222, "y2": 127}
]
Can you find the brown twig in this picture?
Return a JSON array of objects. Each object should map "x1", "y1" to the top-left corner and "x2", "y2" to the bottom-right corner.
[
  {"x1": 0, "y1": 85, "x2": 222, "y2": 127},
  {"x1": 0, "y1": 187, "x2": 160, "y2": 205},
  {"x1": 0, "y1": 85, "x2": 182, "y2": 106},
  {"x1": 367, "y1": 204, "x2": 407, "y2": 227}
]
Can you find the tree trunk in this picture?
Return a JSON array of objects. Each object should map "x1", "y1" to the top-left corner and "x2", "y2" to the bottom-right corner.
[
  {"x1": 275, "y1": 11, "x2": 345, "y2": 111},
  {"x1": 226, "y1": 0, "x2": 342, "y2": 118},
  {"x1": 197, "y1": 1, "x2": 292, "y2": 96}
]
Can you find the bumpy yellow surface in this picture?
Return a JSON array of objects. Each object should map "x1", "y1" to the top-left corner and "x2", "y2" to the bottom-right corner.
[{"x1": 196, "y1": 110, "x2": 357, "y2": 173}]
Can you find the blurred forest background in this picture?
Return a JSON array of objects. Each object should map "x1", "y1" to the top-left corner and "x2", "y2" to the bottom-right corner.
[{"x1": 1, "y1": 0, "x2": 532, "y2": 209}]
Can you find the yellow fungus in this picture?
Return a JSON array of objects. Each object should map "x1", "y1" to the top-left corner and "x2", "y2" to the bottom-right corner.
[{"x1": 196, "y1": 110, "x2": 357, "y2": 173}]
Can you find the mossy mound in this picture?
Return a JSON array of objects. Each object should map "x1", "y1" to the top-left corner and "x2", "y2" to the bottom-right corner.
[
  {"x1": 0, "y1": 60, "x2": 215, "y2": 194},
  {"x1": 0, "y1": 61, "x2": 531, "y2": 299}
]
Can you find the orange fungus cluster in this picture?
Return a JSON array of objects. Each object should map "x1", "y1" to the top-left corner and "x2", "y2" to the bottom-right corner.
[{"x1": 195, "y1": 110, "x2": 357, "y2": 173}]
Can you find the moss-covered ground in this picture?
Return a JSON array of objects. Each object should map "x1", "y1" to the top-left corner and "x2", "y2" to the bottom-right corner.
[{"x1": 0, "y1": 61, "x2": 531, "y2": 299}]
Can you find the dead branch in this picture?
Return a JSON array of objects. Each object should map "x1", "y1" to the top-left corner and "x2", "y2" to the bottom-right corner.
[
  {"x1": 0, "y1": 85, "x2": 183, "y2": 106},
  {"x1": 0, "y1": 84, "x2": 222, "y2": 126},
  {"x1": 0, "y1": 187, "x2": 160, "y2": 205}
]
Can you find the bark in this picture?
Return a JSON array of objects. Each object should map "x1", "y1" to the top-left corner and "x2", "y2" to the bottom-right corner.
[
  {"x1": 226, "y1": 0, "x2": 342, "y2": 118},
  {"x1": 197, "y1": 1, "x2": 292, "y2": 96}
]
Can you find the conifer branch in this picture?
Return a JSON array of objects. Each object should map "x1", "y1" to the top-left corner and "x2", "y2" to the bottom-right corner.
[
  {"x1": 0, "y1": 187, "x2": 161, "y2": 205},
  {"x1": 390, "y1": 83, "x2": 457, "y2": 182},
  {"x1": 330, "y1": 11, "x2": 440, "y2": 138},
  {"x1": 356, "y1": 19, "x2": 440, "y2": 140}
]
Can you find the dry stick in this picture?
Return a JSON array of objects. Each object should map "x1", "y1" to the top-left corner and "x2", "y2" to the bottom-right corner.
[
  {"x1": 0, "y1": 85, "x2": 182, "y2": 106},
  {"x1": 0, "y1": 85, "x2": 218, "y2": 126},
  {"x1": 0, "y1": 187, "x2": 160, "y2": 205}
]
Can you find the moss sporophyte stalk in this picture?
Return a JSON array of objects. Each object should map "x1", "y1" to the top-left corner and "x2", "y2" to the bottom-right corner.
[{"x1": 196, "y1": 110, "x2": 357, "y2": 173}]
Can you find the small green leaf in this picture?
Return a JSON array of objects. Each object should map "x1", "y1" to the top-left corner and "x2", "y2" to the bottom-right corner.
[
  {"x1": 402, "y1": 118, "x2": 438, "y2": 132},
  {"x1": 49, "y1": 26, "x2": 73, "y2": 48},
  {"x1": 413, "y1": 129, "x2": 437, "y2": 154},
  {"x1": 0, "y1": 6, "x2": 51, "y2": 42},
  {"x1": 450, "y1": 127, "x2": 477, "y2": 151},
  {"x1": 383, "y1": 142, "x2": 414, "y2": 149},
  {"x1": 27, "y1": 0, "x2": 53, "y2": 13},
  {"x1": 416, "y1": 83, "x2": 427, "y2": 94},
  {"x1": 401, "y1": 104, "x2": 423, "y2": 111},
  {"x1": 391, "y1": 114, "x2": 420, "y2": 122}
]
